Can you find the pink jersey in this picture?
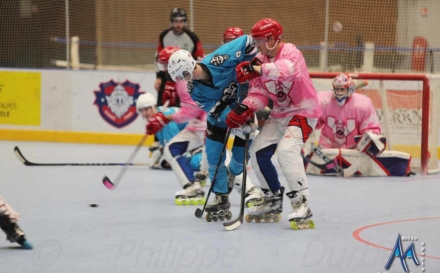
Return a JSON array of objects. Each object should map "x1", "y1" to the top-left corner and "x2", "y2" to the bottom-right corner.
[
  {"x1": 316, "y1": 91, "x2": 381, "y2": 149},
  {"x1": 171, "y1": 81, "x2": 207, "y2": 132},
  {"x1": 242, "y1": 43, "x2": 321, "y2": 119}
]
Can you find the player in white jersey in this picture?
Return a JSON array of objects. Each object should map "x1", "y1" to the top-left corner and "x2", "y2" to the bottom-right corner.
[
  {"x1": 147, "y1": 46, "x2": 209, "y2": 205},
  {"x1": 227, "y1": 18, "x2": 322, "y2": 229}
]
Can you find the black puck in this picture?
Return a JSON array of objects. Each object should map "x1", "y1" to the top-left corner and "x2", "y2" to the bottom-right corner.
[{"x1": 89, "y1": 204, "x2": 98, "y2": 208}]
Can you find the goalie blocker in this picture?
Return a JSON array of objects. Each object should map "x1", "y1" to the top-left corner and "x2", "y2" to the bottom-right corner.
[{"x1": 305, "y1": 133, "x2": 412, "y2": 176}]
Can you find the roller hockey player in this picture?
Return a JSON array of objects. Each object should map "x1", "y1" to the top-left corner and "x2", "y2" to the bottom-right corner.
[
  {"x1": 222, "y1": 27, "x2": 244, "y2": 44},
  {"x1": 227, "y1": 18, "x2": 322, "y2": 229},
  {"x1": 136, "y1": 93, "x2": 185, "y2": 169},
  {"x1": 0, "y1": 196, "x2": 32, "y2": 249},
  {"x1": 167, "y1": 34, "x2": 264, "y2": 222},
  {"x1": 305, "y1": 73, "x2": 412, "y2": 176},
  {"x1": 147, "y1": 46, "x2": 209, "y2": 205}
]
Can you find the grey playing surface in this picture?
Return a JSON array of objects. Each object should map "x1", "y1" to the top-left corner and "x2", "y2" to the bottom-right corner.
[{"x1": 1, "y1": 141, "x2": 439, "y2": 273}]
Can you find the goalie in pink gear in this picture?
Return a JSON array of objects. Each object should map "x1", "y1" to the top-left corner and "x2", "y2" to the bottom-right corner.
[
  {"x1": 306, "y1": 73, "x2": 412, "y2": 177},
  {"x1": 226, "y1": 18, "x2": 322, "y2": 229},
  {"x1": 316, "y1": 73, "x2": 381, "y2": 149},
  {"x1": 149, "y1": 46, "x2": 209, "y2": 205}
]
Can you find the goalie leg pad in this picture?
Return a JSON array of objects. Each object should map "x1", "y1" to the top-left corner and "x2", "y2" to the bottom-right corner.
[{"x1": 305, "y1": 149, "x2": 412, "y2": 176}]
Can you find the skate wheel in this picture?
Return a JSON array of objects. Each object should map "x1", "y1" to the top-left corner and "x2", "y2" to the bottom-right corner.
[
  {"x1": 263, "y1": 215, "x2": 272, "y2": 222},
  {"x1": 245, "y1": 214, "x2": 253, "y2": 222},
  {"x1": 308, "y1": 220, "x2": 315, "y2": 229},
  {"x1": 206, "y1": 213, "x2": 212, "y2": 222},
  {"x1": 212, "y1": 216, "x2": 219, "y2": 222},
  {"x1": 273, "y1": 214, "x2": 282, "y2": 222},
  {"x1": 190, "y1": 199, "x2": 199, "y2": 205},
  {"x1": 255, "y1": 216, "x2": 263, "y2": 223},
  {"x1": 175, "y1": 199, "x2": 184, "y2": 206},
  {"x1": 198, "y1": 198, "x2": 206, "y2": 205},
  {"x1": 219, "y1": 215, "x2": 225, "y2": 221},
  {"x1": 225, "y1": 211, "x2": 232, "y2": 220},
  {"x1": 290, "y1": 220, "x2": 299, "y2": 230}
]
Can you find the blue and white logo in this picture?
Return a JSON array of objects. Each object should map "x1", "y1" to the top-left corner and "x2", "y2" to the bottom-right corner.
[{"x1": 384, "y1": 234, "x2": 421, "y2": 272}]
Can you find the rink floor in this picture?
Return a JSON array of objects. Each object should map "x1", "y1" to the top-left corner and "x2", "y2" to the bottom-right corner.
[{"x1": 0, "y1": 140, "x2": 439, "y2": 273}]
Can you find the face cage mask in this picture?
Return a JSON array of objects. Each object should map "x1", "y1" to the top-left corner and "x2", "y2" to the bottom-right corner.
[
  {"x1": 333, "y1": 88, "x2": 351, "y2": 106},
  {"x1": 172, "y1": 70, "x2": 193, "y2": 82}
]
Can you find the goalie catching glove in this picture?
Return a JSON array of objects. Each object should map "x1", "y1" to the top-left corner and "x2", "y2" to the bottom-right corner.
[
  {"x1": 226, "y1": 104, "x2": 254, "y2": 128},
  {"x1": 355, "y1": 131, "x2": 387, "y2": 157},
  {"x1": 235, "y1": 57, "x2": 262, "y2": 83},
  {"x1": 146, "y1": 112, "x2": 170, "y2": 135}
]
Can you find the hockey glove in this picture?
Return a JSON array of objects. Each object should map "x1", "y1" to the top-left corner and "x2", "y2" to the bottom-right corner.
[
  {"x1": 162, "y1": 81, "x2": 177, "y2": 106},
  {"x1": 146, "y1": 112, "x2": 170, "y2": 135},
  {"x1": 236, "y1": 57, "x2": 262, "y2": 83},
  {"x1": 226, "y1": 104, "x2": 254, "y2": 128}
]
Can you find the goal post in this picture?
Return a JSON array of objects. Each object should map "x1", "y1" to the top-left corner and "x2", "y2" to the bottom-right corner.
[{"x1": 309, "y1": 72, "x2": 440, "y2": 175}]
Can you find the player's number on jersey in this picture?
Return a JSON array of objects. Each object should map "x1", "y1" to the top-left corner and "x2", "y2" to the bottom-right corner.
[{"x1": 222, "y1": 82, "x2": 238, "y2": 102}]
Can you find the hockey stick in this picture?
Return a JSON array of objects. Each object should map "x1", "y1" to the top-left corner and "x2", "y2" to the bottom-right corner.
[
  {"x1": 102, "y1": 100, "x2": 169, "y2": 190},
  {"x1": 195, "y1": 128, "x2": 232, "y2": 218},
  {"x1": 223, "y1": 123, "x2": 252, "y2": 231},
  {"x1": 102, "y1": 134, "x2": 148, "y2": 189},
  {"x1": 14, "y1": 146, "x2": 149, "y2": 167}
]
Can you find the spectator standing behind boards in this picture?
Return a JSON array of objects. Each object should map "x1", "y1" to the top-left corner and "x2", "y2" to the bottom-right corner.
[{"x1": 154, "y1": 7, "x2": 204, "y2": 107}]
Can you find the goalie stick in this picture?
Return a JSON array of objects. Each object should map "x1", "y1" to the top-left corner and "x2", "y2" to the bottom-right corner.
[
  {"x1": 14, "y1": 146, "x2": 148, "y2": 167},
  {"x1": 302, "y1": 153, "x2": 341, "y2": 173},
  {"x1": 305, "y1": 145, "x2": 357, "y2": 177}
]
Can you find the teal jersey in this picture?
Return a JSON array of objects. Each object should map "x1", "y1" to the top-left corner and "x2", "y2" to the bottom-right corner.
[{"x1": 188, "y1": 35, "x2": 257, "y2": 118}]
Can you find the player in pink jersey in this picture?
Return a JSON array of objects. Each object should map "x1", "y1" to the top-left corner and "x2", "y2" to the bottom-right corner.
[
  {"x1": 306, "y1": 74, "x2": 411, "y2": 177},
  {"x1": 147, "y1": 46, "x2": 209, "y2": 205},
  {"x1": 226, "y1": 18, "x2": 321, "y2": 229},
  {"x1": 316, "y1": 73, "x2": 381, "y2": 149}
]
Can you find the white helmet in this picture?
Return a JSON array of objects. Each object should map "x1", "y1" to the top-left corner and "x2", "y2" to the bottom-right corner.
[
  {"x1": 136, "y1": 93, "x2": 156, "y2": 112},
  {"x1": 168, "y1": 49, "x2": 196, "y2": 82}
]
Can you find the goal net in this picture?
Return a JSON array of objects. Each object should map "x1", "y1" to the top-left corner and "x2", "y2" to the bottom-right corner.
[
  {"x1": 1, "y1": 1, "x2": 439, "y2": 73},
  {"x1": 310, "y1": 72, "x2": 440, "y2": 175}
]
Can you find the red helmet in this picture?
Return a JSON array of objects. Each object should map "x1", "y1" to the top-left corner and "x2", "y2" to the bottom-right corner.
[
  {"x1": 158, "y1": 46, "x2": 180, "y2": 65},
  {"x1": 223, "y1": 27, "x2": 244, "y2": 43},
  {"x1": 251, "y1": 18, "x2": 283, "y2": 41}
]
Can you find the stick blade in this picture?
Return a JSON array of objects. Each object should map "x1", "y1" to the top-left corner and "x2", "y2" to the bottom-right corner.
[
  {"x1": 195, "y1": 208, "x2": 203, "y2": 218},
  {"x1": 223, "y1": 217, "x2": 243, "y2": 231},
  {"x1": 14, "y1": 146, "x2": 30, "y2": 165},
  {"x1": 102, "y1": 176, "x2": 115, "y2": 190}
]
